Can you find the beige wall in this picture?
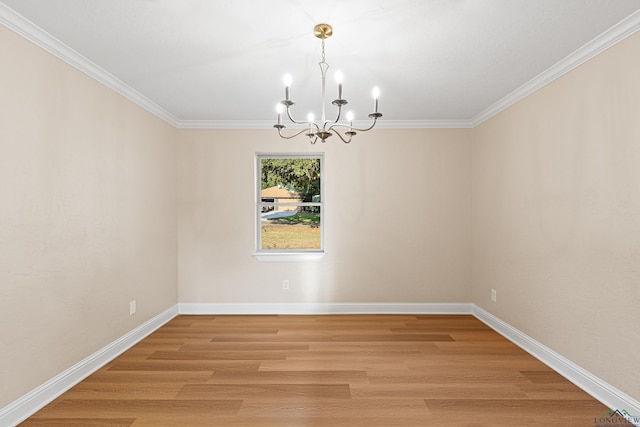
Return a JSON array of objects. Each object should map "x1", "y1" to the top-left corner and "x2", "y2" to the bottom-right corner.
[
  {"x1": 0, "y1": 26, "x2": 178, "y2": 406},
  {"x1": 177, "y1": 128, "x2": 472, "y2": 304},
  {"x1": 472, "y1": 32, "x2": 640, "y2": 400}
]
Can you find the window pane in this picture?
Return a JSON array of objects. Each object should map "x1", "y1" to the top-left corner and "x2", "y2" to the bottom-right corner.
[
  {"x1": 261, "y1": 208, "x2": 321, "y2": 250},
  {"x1": 258, "y1": 155, "x2": 323, "y2": 253},
  {"x1": 260, "y1": 158, "x2": 321, "y2": 202}
]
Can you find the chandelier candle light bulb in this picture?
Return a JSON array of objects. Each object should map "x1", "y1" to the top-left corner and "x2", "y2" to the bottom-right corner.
[
  {"x1": 372, "y1": 87, "x2": 380, "y2": 113},
  {"x1": 307, "y1": 113, "x2": 314, "y2": 132},
  {"x1": 283, "y1": 74, "x2": 292, "y2": 101},
  {"x1": 273, "y1": 23, "x2": 382, "y2": 144}
]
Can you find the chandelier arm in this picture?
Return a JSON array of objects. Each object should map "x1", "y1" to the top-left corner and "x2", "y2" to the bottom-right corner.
[
  {"x1": 276, "y1": 127, "x2": 313, "y2": 140},
  {"x1": 284, "y1": 107, "x2": 322, "y2": 133},
  {"x1": 331, "y1": 128, "x2": 354, "y2": 144},
  {"x1": 284, "y1": 107, "x2": 309, "y2": 126},
  {"x1": 331, "y1": 104, "x2": 343, "y2": 124},
  {"x1": 328, "y1": 117, "x2": 380, "y2": 133}
]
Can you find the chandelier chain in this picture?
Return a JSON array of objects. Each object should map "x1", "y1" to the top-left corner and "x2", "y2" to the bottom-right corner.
[{"x1": 319, "y1": 39, "x2": 329, "y2": 125}]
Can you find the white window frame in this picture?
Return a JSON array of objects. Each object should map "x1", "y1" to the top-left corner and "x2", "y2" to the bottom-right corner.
[{"x1": 253, "y1": 153, "x2": 325, "y2": 262}]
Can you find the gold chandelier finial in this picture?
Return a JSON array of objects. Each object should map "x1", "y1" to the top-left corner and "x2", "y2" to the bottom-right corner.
[{"x1": 313, "y1": 23, "x2": 333, "y2": 39}]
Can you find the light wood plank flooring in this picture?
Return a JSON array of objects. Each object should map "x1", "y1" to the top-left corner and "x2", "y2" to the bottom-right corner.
[{"x1": 21, "y1": 315, "x2": 626, "y2": 426}]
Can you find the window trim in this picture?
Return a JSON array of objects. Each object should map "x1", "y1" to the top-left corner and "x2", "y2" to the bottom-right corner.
[{"x1": 253, "y1": 153, "x2": 325, "y2": 262}]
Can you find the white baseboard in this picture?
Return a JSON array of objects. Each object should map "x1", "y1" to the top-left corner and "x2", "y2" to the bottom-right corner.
[
  {"x1": 473, "y1": 305, "x2": 640, "y2": 426},
  {"x1": 178, "y1": 302, "x2": 473, "y2": 315},
  {"x1": 0, "y1": 304, "x2": 179, "y2": 427}
]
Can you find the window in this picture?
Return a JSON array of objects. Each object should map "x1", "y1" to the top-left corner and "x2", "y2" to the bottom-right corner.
[{"x1": 255, "y1": 154, "x2": 324, "y2": 260}]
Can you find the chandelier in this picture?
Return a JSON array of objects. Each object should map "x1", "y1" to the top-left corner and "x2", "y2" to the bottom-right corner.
[{"x1": 274, "y1": 23, "x2": 382, "y2": 144}]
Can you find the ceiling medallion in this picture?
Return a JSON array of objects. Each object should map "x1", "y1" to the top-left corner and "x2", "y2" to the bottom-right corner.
[{"x1": 274, "y1": 23, "x2": 382, "y2": 144}]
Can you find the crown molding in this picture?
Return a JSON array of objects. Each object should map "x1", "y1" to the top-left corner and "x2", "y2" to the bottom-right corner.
[
  {"x1": 377, "y1": 120, "x2": 474, "y2": 129},
  {"x1": 471, "y1": 8, "x2": 640, "y2": 127},
  {"x1": 175, "y1": 119, "x2": 475, "y2": 130},
  {"x1": 0, "y1": 3, "x2": 180, "y2": 127},
  {"x1": 176, "y1": 120, "x2": 276, "y2": 129}
]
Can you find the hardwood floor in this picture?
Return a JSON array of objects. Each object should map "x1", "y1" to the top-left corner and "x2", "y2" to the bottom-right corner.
[{"x1": 21, "y1": 315, "x2": 625, "y2": 426}]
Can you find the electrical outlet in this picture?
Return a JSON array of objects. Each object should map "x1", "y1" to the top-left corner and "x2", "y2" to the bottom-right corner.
[
  {"x1": 129, "y1": 300, "x2": 137, "y2": 315},
  {"x1": 282, "y1": 280, "x2": 290, "y2": 290},
  {"x1": 491, "y1": 289, "x2": 497, "y2": 303}
]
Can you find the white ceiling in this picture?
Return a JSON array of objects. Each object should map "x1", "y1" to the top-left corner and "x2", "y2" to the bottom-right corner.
[{"x1": 1, "y1": 0, "x2": 639, "y2": 128}]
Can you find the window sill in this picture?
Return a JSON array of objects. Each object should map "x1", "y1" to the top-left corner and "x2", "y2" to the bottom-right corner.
[{"x1": 252, "y1": 252, "x2": 326, "y2": 262}]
